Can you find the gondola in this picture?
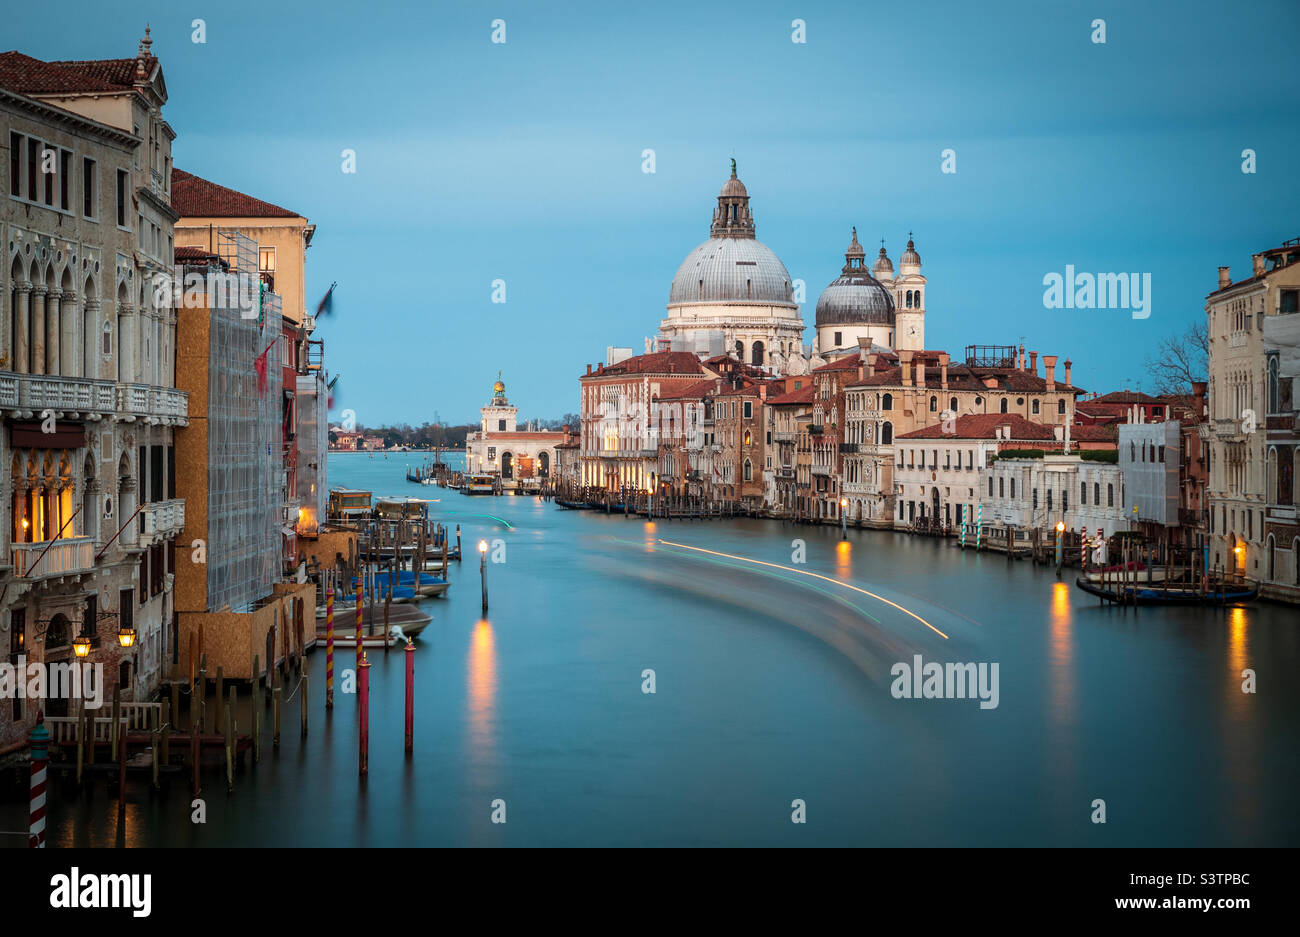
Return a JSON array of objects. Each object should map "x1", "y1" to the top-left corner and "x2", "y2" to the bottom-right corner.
[{"x1": 1074, "y1": 576, "x2": 1260, "y2": 607}]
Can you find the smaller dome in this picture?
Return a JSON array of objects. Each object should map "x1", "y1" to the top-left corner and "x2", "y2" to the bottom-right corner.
[
  {"x1": 493, "y1": 380, "x2": 505, "y2": 393},
  {"x1": 720, "y1": 158, "x2": 747, "y2": 198},
  {"x1": 872, "y1": 245, "x2": 894, "y2": 278},
  {"x1": 900, "y1": 236, "x2": 921, "y2": 268}
]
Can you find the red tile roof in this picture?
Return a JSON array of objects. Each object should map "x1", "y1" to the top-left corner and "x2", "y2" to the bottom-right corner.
[
  {"x1": 1069, "y1": 423, "x2": 1118, "y2": 442},
  {"x1": 1086, "y1": 391, "x2": 1162, "y2": 405},
  {"x1": 171, "y1": 168, "x2": 300, "y2": 219},
  {"x1": 173, "y1": 245, "x2": 221, "y2": 264},
  {"x1": 584, "y1": 351, "x2": 706, "y2": 378},
  {"x1": 766, "y1": 385, "x2": 816, "y2": 405},
  {"x1": 0, "y1": 51, "x2": 150, "y2": 95},
  {"x1": 897, "y1": 413, "x2": 1058, "y2": 441}
]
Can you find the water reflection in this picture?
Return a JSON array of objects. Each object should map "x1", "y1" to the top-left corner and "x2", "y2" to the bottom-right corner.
[{"x1": 467, "y1": 619, "x2": 497, "y2": 771}]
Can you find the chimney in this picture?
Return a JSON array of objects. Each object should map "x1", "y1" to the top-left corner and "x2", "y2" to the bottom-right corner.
[
  {"x1": 1193, "y1": 380, "x2": 1207, "y2": 420},
  {"x1": 1043, "y1": 355, "x2": 1058, "y2": 392},
  {"x1": 1029, "y1": 351, "x2": 1038, "y2": 376},
  {"x1": 916, "y1": 359, "x2": 926, "y2": 389},
  {"x1": 866, "y1": 353, "x2": 877, "y2": 378},
  {"x1": 939, "y1": 352, "x2": 950, "y2": 390},
  {"x1": 1063, "y1": 358, "x2": 1072, "y2": 388},
  {"x1": 586, "y1": 363, "x2": 592, "y2": 375},
  {"x1": 900, "y1": 350, "x2": 914, "y2": 386},
  {"x1": 1018, "y1": 343, "x2": 1026, "y2": 370},
  {"x1": 759, "y1": 384, "x2": 767, "y2": 401},
  {"x1": 1252, "y1": 254, "x2": 1266, "y2": 277},
  {"x1": 857, "y1": 363, "x2": 864, "y2": 381},
  {"x1": 1218, "y1": 266, "x2": 1231, "y2": 289}
]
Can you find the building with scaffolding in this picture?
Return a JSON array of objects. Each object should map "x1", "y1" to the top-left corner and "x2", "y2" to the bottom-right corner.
[
  {"x1": 1, "y1": 31, "x2": 188, "y2": 752},
  {"x1": 172, "y1": 232, "x2": 314, "y2": 682},
  {"x1": 170, "y1": 168, "x2": 330, "y2": 567}
]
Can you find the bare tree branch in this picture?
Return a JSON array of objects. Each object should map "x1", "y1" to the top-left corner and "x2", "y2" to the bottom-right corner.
[{"x1": 1145, "y1": 320, "x2": 1208, "y2": 396}]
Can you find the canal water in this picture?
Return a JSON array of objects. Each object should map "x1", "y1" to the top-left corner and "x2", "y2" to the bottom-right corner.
[{"x1": 5, "y1": 451, "x2": 1298, "y2": 846}]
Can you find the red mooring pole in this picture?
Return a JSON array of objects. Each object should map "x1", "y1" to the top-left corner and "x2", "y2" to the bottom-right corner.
[
  {"x1": 404, "y1": 640, "x2": 415, "y2": 754},
  {"x1": 358, "y1": 653, "x2": 371, "y2": 777},
  {"x1": 325, "y1": 579, "x2": 335, "y2": 709},
  {"x1": 354, "y1": 576, "x2": 363, "y2": 668},
  {"x1": 28, "y1": 711, "x2": 49, "y2": 848}
]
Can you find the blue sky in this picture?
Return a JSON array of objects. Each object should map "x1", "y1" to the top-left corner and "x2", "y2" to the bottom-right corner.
[{"x1": 11, "y1": 0, "x2": 1300, "y2": 424}]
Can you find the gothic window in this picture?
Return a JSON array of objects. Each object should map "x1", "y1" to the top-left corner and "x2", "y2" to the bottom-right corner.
[{"x1": 929, "y1": 396, "x2": 937, "y2": 412}]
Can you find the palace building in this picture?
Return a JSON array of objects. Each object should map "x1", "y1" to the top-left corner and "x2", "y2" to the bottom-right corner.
[{"x1": 464, "y1": 374, "x2": 574, "y2": 491}]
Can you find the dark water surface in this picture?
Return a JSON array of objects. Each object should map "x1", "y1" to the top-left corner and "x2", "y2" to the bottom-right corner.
[{"x1": 6, "y1": 452, "x2": 1297, "y2": 846}]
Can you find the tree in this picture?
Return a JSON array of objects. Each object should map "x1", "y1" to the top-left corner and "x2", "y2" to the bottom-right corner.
[{"x1": 1145, "y1": 320, "x2": 1208, "y2": 396}]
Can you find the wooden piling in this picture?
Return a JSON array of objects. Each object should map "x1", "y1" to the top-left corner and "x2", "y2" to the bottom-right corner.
[
  {"x1": 75, "y1": 697, "x2": 84, "y2": 786},
  {"x1": 110, "y1": 685, "x2": 120, "y2": 757},
  {"x1": 224, "y1": 688, "x2": 234, "y2": 792},
  {"x1": 273, "y1": 677, "x2": 282, "y2": 750},
  {"x1": 215, "y1": 666, "x2": 224, "y2": 721},
  {"x1": 301, "y1": 672, "x2": 309, "y2": 738},
  {"x1": 161, "y1": 697, "x2": 171, "y2": 767},
  {"x1": 199, "y1": 652, "x2": 208, "y2": 735}
]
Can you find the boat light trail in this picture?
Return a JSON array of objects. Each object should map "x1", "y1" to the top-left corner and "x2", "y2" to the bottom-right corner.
[
  {"x1": 656, "y1": 540, "x2": 948, "y2": 640},
  {"x1": 434, "y1": 510, "x2": 515, "y2": 530}
]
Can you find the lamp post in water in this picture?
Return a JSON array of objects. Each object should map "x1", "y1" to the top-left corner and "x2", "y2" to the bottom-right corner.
[
  {"x1": 478, "y1": 539, "x2": 489, "y2": 613},
  {"x1": 1055, "y1": 521, "x2": 1065, "y2": 577},
  {"x1": 840, "y1": 498, "x2": 848, "y2": 540}
]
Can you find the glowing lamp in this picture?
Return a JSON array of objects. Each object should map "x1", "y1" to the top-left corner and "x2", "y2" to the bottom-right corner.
[
  {"x1": 1055, "y1": 521, "x2": 1065, "y2": 533},
  {"x1": 72, "y1": 636, "x2": 92, "y2": 659},
  {"x1": 840, "y1": 498, "x2": 847, "y2": 508},
  {"x1": 478, "y1": 540, "x2": 488, "y2": 554},
  {"x1": 117, "y1": 627, "x2": 137, "y2": 649}
]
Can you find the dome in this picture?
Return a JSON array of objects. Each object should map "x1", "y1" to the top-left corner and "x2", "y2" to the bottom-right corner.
[
  {"x1": 669, "y1": 236, "x2": 796, "y2": 305},
  {"x1": 816, "y1": 231, "x2": 896, "y2": 327},
  {"x1": 899, "y1": 236, "x2": 921, "y2": 270},
  {"x1": 493, "y1": 380, "x2": 505, "y2": 394},
  {"x1": 872, "y1": 245, "x2": 894, "y2": 278}
]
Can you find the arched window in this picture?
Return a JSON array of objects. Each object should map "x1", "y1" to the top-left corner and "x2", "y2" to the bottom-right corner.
[
  {"x1": 881, "y1": 393, "x2": 893, "y2": 411},
  {"x1": 1267, "y1": 535, "x2": 1275, "y2": 581},
  {"x1": 734, "y1": 340, "x2": 743, "y2": 359},
  {"x1": 1107, "y1": 483, "x2": 1114, "y2": 507},
  {"x1": 1058, "y1": 399, "x2": 1066, "y2": 415},
  {"x1": 929, "y1": 396, "x2": 937, "y2": 412},
  {"x1": 949, "y1": 397, "x2": 957, "y2": 413},
  {"x1": 752, "y1": 341, "x2": 764, "y2": 366},
  {"x1": 1032, "y1": 399, "x2": 1040, "y2": 414},
  {"x1": 743, "y1": 459, "x2": 752, "y2": 481},
  {"x1": 1094, "y1": 482, "x2": 1100, "y2": 505},
  {"x1": 1130, "y1": 441, "x2": 1137, "y2": 462},
  {"x1": 1000, "y1": 398, "x2": 1008, "y2": 413},
  {"x1": 881, "y1": 421, "x2": 893, "y2": 445},
  {"x1": 1268, "y1": 356, "x2": 1280, "y2": 413}
]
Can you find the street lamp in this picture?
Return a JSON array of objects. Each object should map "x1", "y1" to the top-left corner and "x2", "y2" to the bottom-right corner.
[
  {"x1": 118, "y1": 626, "x2": 138, "y2": 700},
  {"x1": 478, "y1": 539, "x2": 489, "y2": 613},
  {"x1": 840, "y1": 497, "x2": 848, "y2": 540},
  {"x1": 647, "y1": 483, "x2": 654, "y2": 520},
  {"x1": 1054, "y1": 520, "x2": 1065, "y2": 575},
  {"x1": 72, "y1": 636, "x2": 91, "y2": 659}
]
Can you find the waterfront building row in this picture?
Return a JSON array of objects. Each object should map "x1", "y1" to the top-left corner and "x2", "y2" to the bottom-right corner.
[{"x1": 0, "y1": 32, "x2": 341, "y2": 754}]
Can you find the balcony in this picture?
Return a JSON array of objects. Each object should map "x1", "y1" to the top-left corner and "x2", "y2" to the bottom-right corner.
[
  {"x1": 811, "y1": 464, "x2": 831, "y2": 476},
  {"x1": 11, "y1": 537, "x2": 95, "y2": 579},
  {"x1": 809, "y1": 424, "x2": 825, "y2": 435},
  {"x1": 116, "y1": 384, "x2": 189, "y2": 424},
  {"x1": 839, "y1": 442, "x2": 860, "y2": 454},
  {"x1": 0, "y1": 373, "x2": 116, "y2": 415},
  {"x1": 774, "y1": 430, "x2": 796, "y2": 443},
  {"x1": 139, "y1": 499, "x2": 186, "y2": 543},
  {"x1": 776, "y1": 466, "x2": 795, "y2": 479}
]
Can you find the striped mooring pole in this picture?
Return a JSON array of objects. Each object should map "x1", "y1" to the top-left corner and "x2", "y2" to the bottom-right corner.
[
  {"x1": 358, "y1": 653, "x2": 371, "y2": 777},
  {"x1": 29, "y1": 710, "x2": 49, "y2": 848},
  {"x1": 960, "y1": 504, "x2": 968, "y2": 548},
  {"x1": 325, "y1": 580, "x2": 335, "y2": 709},
  {"x1": 975, "y1": 505, "x2": 983, "y2": 551}
]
